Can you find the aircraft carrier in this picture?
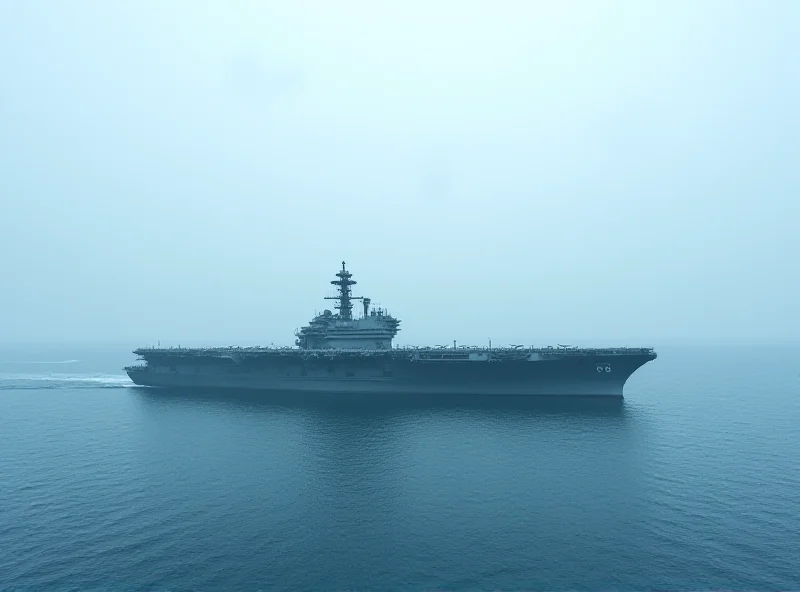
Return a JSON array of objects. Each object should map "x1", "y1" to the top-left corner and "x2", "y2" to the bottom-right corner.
[{"x1": 125, "y1": 262, "x2": 656, "y2": 397}]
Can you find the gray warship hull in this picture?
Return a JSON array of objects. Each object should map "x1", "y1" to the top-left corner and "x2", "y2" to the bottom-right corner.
[
  {"x1": 125, "y1": 347, "x2": 656, "y2": 397},
  {"x1": 125, "y1": 262, "x2": 657, "y2": 397}
]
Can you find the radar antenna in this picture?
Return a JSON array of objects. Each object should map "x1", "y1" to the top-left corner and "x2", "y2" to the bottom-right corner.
[{"x1": 325, "y1": 261, "x2": 363, "y2": 321}]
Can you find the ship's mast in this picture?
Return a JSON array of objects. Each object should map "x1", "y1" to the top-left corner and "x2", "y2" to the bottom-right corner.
[{"x1": 325, "y1": 261, "x2": 362, "y2": 321}]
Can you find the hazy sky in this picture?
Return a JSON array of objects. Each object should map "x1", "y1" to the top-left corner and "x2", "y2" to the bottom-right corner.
[{"x1": 1, "y1": 1, "x2": 798, "y2": 347}]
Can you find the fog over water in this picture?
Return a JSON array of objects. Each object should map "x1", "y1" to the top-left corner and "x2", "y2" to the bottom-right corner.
[{"x1": 1, "y1": 1, "x2": 798, "y2": 347}]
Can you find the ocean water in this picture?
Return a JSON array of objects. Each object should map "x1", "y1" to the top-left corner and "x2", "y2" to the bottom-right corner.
[{"x1": 1, "y1": 344, "x2": 798, "y2": 590}]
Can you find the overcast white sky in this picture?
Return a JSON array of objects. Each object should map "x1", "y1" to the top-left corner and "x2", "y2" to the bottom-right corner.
[{"x1": 1, "y1": 1, "x2": 798, "y2": 347}]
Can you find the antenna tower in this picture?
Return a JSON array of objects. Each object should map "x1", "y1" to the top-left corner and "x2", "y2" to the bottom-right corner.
[{"x1": 325, "y1": 261, "x2": 363, "y2": 321}]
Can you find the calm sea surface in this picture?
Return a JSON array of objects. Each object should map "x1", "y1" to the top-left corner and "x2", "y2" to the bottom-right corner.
[{"x1": 1, "y1": 344, "x2": 798, "y2": 590}]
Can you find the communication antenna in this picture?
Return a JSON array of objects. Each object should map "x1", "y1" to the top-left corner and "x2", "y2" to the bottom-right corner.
[{"x1": 324, "y1": 261, "x2": 364, "y2": 321}]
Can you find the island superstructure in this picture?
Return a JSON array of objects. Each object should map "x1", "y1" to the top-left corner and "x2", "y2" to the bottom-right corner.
[{"x1": 125, "y1": 262, "x2": 656, "y2": 397}]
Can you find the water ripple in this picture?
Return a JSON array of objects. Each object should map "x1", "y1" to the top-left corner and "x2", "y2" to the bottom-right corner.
[{"x1": 1, "y1": 347, "x2": 799, "y2": 590}]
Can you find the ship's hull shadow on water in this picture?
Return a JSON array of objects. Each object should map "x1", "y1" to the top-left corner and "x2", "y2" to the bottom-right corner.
[{"x1": 129, "y1": 385, "x2": 627, "y2": 418}]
